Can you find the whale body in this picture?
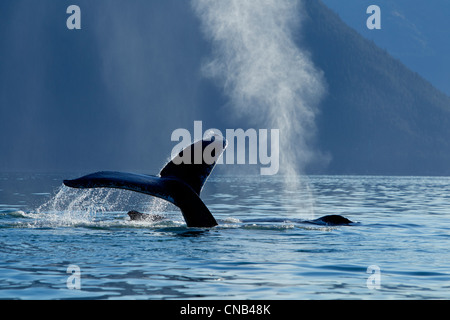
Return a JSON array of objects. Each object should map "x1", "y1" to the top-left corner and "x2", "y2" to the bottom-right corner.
[{"x1": 63, "y1": 135, "x2": 354, "y2": 228}]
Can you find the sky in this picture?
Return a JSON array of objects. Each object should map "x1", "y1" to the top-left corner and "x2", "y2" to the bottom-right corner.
[{"x1": 0, "y1": 0, "x2": 449, "y2": 173}]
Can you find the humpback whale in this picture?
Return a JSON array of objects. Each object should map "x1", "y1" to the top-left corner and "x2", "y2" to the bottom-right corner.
[
  {"x1": 63, "y1": 135, "x2": 354, "y2": 228},
  {"x1": 64, "y1": 135, "x2": 227, "y2": 228}
]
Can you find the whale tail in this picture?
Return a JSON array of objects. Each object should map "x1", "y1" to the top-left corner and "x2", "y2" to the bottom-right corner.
[
  {"x1": 159, "y1": 134, "x2": 227, "y2": 195},
  {"x1": 63, "y1": 135, "x2": 227, "y2": 228}
]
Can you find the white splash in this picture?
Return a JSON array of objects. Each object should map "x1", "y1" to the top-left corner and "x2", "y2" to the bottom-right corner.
[{"x1": 30, "y1": 185, "x2": 174, "y2": 228}]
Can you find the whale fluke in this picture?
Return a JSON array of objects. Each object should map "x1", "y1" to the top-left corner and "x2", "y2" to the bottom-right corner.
[
  {"x1": 63, "y1": 135, "x2": 227, "y2": 228},
  {"x1": 63, "y1": 135, "x2": 355, "y2": 228}
]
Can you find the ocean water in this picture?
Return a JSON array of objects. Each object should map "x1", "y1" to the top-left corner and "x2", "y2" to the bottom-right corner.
[{"x1": 1, "y1": 173, "x2": 450, "y2": 300}]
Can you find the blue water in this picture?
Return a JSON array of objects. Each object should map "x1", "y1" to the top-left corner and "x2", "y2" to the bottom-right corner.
[{"x1": 1, "y1": 173, "x2": 450, "y2": 299}]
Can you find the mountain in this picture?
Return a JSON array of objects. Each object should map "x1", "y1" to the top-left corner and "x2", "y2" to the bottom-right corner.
[
  {"x1": 1, "y1": 1, "x2": 450, "y2": 176},
  {"x1": 321, "y1": 0, "x2": 450, "y2": 98},
  {"x1": 300, "y1": 0, "x2": 450, "y2": 175}
]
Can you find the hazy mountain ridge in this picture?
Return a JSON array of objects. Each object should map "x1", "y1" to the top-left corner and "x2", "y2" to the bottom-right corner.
[
  {"x1": 1, "y1": 1, "x2": 450, "y2": 176},
  {"x1": 301, "y1": 0, "x2": 450, "y2": 175}
]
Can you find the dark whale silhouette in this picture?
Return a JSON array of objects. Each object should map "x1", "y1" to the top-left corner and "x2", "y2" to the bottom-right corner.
[
  {"x1": 64, "y1": 135, "x2": 226, "y2": 227},
  {"x1": 63, "y1": 135, "x2": 354, "y2": 228},
  {"x1": 309, "y1": 215, "x2": 353, "y2": 226}
]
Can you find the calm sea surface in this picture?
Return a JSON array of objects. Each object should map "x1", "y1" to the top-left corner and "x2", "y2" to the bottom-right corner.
[{"x1": 1, "y1": 173, "x2": 450, "y2": 299}]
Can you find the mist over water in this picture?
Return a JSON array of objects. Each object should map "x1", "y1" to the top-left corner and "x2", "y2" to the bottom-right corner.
[{"x1": 192, "y1": 0, "x2": 326, "y2": 179}]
